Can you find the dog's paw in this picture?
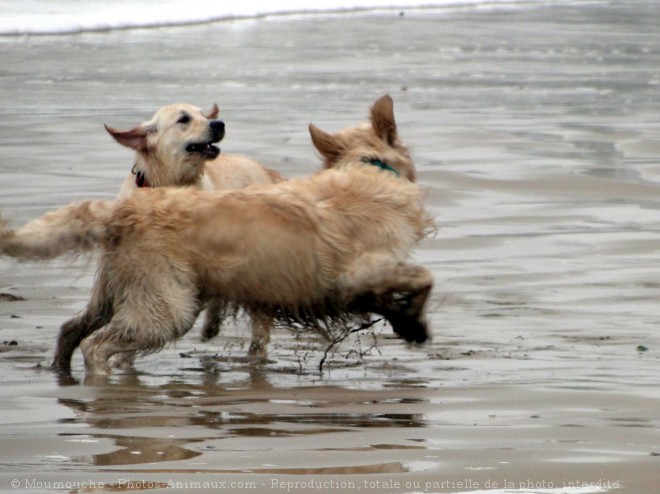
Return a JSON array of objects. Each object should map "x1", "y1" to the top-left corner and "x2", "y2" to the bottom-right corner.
[{"x1": 389, "y1": 314, "x2": 429, "y2": 344}]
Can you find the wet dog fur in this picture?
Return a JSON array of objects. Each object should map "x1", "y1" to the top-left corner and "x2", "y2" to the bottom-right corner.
[
  {"x1": 52, "y1": 103, "x2": 284, "y2": 373},
  {"x1": 109, "y1": 103, "x2": 284, "y2": 362},
  {"x1": 0, "y1": 95, "x2": 433, "y2": 376}
]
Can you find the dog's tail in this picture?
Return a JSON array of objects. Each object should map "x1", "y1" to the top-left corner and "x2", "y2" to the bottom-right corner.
[{"x1": 0, "y1": 200, "x2": 115, "y2": 261}]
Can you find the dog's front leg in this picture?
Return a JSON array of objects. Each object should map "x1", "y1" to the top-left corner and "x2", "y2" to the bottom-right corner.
[
  {"x1": 340, "y1": 258, "x2": 433, "y2": 343},
  {"x1": 247, "y1": 312, "x2": 271, "y2": 361}
]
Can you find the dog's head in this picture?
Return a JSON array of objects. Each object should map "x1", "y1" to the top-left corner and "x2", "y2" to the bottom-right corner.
[
  {"x1": 105, "y1": 103, "x2": 225, "y2": 185},
  {"x1": 308, "y1": 95, "x2": 415, "y2": 182}
]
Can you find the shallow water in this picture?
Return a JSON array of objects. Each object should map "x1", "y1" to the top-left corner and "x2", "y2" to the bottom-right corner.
[{"x1": 1, "y1": 1, "x2": 659, "y2": 492}]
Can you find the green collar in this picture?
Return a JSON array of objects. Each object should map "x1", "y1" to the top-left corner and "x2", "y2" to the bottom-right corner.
[{"x1": 366, "y1": 158, "x2": 399, "y2": 177}]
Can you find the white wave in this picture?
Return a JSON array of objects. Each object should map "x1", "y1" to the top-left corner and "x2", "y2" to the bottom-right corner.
[{"x1": 0, "y1": 0, "x2": 546, "y2": 36}]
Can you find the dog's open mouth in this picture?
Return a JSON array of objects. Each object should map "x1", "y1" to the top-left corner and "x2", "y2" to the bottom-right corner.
[{"x1": 186, "y1": 142, "x2": 221, "y2": 159}]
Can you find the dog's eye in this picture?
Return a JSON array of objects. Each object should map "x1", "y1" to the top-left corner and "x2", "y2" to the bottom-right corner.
[{"x1": 177, "y1": 114, "x2": 191, "y2": 125}]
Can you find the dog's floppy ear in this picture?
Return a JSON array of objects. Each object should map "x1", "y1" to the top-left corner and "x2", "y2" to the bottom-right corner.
[
  {"x1": 206, "y1": 103, "x2": 219, "y2": 120},
  {"x1": 104, "y1": 124, "x2": 152, "y2": 152},
  {"x1": 309, "y1": 124, "x2": 344, "y2": 165},
  {"x1": 370, "y1": 94, "x2": 397, "y2": 146}
]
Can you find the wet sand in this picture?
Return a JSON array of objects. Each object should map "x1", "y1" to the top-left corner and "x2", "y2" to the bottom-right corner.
[{"x1": 1, "y1": 1, "x2": 659, "y2": 492}]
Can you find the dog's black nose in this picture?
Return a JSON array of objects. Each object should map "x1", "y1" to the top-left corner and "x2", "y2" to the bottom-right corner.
[{"x1": 210, "y1": 120, "x2": 225, "y2": 142}]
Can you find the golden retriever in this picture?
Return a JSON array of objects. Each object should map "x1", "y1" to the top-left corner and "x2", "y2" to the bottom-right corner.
[
  {"x1": 51, "y1": 103, "x2": 284, "y2": 373},
  {"x1": 108, "y1": 103, "x2": 283, "y2": 198},
  {"x1": 0, "y1": 95, "x2": 433, "y2": 376}
]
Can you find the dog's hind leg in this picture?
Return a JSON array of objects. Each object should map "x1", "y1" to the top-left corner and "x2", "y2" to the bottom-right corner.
[
  {"x1": 80, "y1": 327, "x2": 136, "y2": 376},
  {"x1": 52, "y1": 271, "x2": 113, "y2": 375},
  {"x1": 341, "y1": 260, "x2": 433, "y2": 344},
  {"x1": 80, "y1": 308, "x2": 198, "y2": 375},
  {"x1": 80, "y1": 269, "x2": 201, "y2": 375},
  {"x1": 108, "y1": 349, "x2": 138, "y2": 370},
  {"x1": 54, "y1": 309, "x2": 111, "y2": 374},
  {"x1": 201, "y1": 300, "x2": 227, "y2": 341}
]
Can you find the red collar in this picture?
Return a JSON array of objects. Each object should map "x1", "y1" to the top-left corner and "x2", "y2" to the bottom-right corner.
[{"x1": 133, "y1": 168, "x2": 152, "y2": 188}]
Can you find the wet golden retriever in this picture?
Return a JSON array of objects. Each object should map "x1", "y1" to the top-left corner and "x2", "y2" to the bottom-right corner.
[
  {"x1": 0, "y1": 95, "x2": 433, "y2": 376},
  {"x1": 108, "y1": 103, "x2": 283, "y2": 198},
  {"x1": 104, "y1": 103, "x2": 283, "y2": 370}
]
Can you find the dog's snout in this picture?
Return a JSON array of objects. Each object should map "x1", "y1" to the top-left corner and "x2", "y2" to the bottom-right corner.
[{"x1": 210, "y1": 120, "x2": 225, "y2": 142}]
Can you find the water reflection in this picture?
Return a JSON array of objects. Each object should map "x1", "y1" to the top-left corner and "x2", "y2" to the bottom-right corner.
[
  {"x1": 71, "y1": 434, "x2": 202, "y2": 466},
  {"x1": 56, "y1": 371, "x2": 428, "y2": 468}
]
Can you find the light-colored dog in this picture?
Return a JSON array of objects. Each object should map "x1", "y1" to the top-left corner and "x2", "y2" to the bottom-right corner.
[
  {"x1": 108, "y1": 103, "x2": 283, "y2": 198},
  {"x1": 50, "y1": 103, "x2": 284, "y2": 373},
  {"x1": 0, "y1": 95, "x2": 433, "y2": 376}
]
